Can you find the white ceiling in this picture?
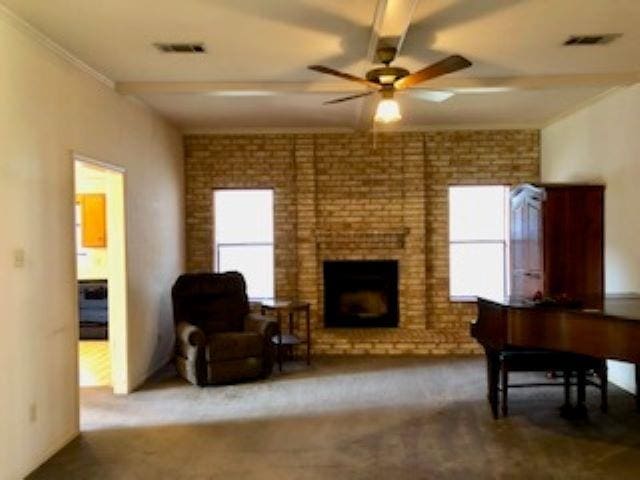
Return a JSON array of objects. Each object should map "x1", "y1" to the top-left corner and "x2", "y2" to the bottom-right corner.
[{"x1": 4, "y1": 0, "x2": 640, "y2": 131}]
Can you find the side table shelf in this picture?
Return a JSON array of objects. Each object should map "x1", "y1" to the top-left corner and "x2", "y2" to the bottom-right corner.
[{"x1": 260, "y1": 300, "x2": 311, "y2": 371}]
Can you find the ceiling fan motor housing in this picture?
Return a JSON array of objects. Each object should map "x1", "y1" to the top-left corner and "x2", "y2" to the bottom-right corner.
[
  {"x1": 376, "y1": 46, "x2": 398, "y2": 65},
  {"x1": 366, "y1": 66, "x2": 410, "y2": 85}
]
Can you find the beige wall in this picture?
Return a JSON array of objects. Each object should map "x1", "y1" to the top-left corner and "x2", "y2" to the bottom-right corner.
[
  {"x1": 0, "y1": 9, "x2": 184, "y2": 479},
  {"x1": 541, "y1": 84, "x2": 640, "y2": 393}
]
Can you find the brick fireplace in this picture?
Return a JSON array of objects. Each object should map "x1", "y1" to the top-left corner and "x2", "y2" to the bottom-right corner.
[
  {"x1": 324, "y1": 260, "x2": 399, "y2": 328},
  {"x1": 184, "y1": 131, "x2": 539, "y2": 355}
]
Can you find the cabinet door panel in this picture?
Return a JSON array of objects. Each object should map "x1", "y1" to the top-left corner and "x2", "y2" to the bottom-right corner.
[
  {"x1": 511, "y1": 197, "x2": 526, "y2": 274},
  {"x1": 525, "y1": 195, "x2": 543, "y2": 275},
  {"x1": 510, "y1": 187, "x2": 543, "y2": 300},
  {"x1": 543, "y1": 186, "x2": 604, "y2": 308},
  {"x1": 80, "y1": 194, "x2": 107, "y2": 247},
  {"x1": 510, "y1": 184, "x2": 604, "y2": 307}
]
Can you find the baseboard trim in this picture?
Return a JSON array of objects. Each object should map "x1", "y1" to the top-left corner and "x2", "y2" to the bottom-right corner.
[
  {"x1": 23, "y1": 428, "x2": 79, "y2": 478},
  {"x1": 128, "y1": 355, "x2": 174, "y2": 392}
]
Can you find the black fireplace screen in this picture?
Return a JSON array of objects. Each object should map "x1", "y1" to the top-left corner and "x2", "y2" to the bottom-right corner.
[{"x1": 324, "y1": 260, "x2": 399, "y2": 328}]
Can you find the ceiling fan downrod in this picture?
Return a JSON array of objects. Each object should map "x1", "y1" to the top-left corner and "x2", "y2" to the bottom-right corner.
[{"x1": 376, "y1": 46, "x2": 398, "y2": 66}]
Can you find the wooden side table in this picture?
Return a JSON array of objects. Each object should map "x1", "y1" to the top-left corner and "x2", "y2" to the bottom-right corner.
[{"x1": 260, "y1": 300, "x2": 311, "y2": 371}]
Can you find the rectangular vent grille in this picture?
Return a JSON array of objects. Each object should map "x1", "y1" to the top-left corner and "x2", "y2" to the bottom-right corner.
[
  {"x1": 564, "y1": 34, "x2": 621, "y2": 46},
  {"x1": 154, "y1": 43, "x2": 206, "y2": 53}
]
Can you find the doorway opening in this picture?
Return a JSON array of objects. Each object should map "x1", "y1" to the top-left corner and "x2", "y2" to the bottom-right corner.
[{"x1": 74, "y1": 156, "x2": 129, "y2": 394}]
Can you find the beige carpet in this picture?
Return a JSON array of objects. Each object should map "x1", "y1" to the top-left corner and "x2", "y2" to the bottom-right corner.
[{"x1": 30, "y1": 356, "x2": 640, "y2": 479}]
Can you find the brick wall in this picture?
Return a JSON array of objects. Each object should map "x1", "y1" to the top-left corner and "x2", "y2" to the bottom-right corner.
[{"x1": 184, "y1": 130, "x2": 539, "y2": 355}]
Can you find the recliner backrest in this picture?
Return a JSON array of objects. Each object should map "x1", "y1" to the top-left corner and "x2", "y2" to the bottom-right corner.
[{"x1": 172, "y1": 272, "x2": 249, "y2": 334}]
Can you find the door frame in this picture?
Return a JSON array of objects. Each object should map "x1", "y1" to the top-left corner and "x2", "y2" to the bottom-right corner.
[{"x1": 73, "y1": 152, "x2": 130, "y2": 395}]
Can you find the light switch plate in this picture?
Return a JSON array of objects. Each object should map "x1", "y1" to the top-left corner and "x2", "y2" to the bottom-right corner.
[{"x1": 13, "y1": 249, "x2": 25, "y2": 268}]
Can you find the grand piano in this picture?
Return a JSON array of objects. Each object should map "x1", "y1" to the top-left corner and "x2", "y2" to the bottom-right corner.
[
  {"x1": 472, "y1": 295, "x2": 640, "y2": 417},
  {"x1": 471, "y1": 183, "x2": 639, "y2": 417}
]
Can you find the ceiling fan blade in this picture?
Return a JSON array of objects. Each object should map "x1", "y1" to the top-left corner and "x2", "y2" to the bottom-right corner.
[
  {"x1": 324, "y1": 91, "x2": 374, "y2": 105},
  {"x1": 309, "y1": 65, "x2": 378, "y2": 88},
  {"x1": 394, "y1": 55, "x2": 472, "y2": 90},
  {"x1": 407, "y1": 90, "x2": 454, "y2": 103}
]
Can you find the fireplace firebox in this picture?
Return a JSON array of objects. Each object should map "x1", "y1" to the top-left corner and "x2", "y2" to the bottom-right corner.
[{"x1": 324, "y1": 260, "x2": 399, "y2": 328}]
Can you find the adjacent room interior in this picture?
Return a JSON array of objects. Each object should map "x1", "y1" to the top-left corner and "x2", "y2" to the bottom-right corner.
[
  {"x1": 74, "y1": 158, "x2": 128, "y2": 392},
  {"x1": 1, "y1": 1, "x2": 640, "y2": 479},
  {"x1": 75, "y1": 160, "x2": 111, "y2": 388}
]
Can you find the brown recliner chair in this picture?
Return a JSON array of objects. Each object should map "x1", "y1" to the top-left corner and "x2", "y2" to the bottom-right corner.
[{"x1": 172, "y1": 272, "x2": 278, "y2": 385}]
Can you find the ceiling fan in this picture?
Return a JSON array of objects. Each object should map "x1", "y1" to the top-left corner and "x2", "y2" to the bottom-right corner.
[{"x1": 308, "y1": 47, "x2": 472, "y2": 123}]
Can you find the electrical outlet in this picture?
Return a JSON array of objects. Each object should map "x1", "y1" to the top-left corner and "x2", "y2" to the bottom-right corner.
[
  {"x1": 13, "y1": 249, "x2": 25, "y2": 268},
  {"x1": 29, "y1": 403, "x2": 37, "y2": 423}
]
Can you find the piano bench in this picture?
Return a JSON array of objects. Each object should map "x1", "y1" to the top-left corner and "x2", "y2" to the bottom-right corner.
[{"x1": 498, "y1": 349, "x2": 607, "y2": 417}]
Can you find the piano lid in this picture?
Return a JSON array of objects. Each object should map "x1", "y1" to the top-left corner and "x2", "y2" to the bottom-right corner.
[{"x1": 478, "y1": 294, "x2": 640, "y2": 323}]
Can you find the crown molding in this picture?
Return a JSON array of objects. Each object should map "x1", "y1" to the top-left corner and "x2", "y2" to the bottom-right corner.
[{"x1": 0, "y1": 3, "x2": 114, "y2": 89}]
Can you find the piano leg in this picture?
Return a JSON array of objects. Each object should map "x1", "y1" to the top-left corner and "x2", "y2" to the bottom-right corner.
[
  {"x1": 485, "y1": 347, "x2": 500, "y2": 419},
  {"x1": 501, "y1": 362, "x2": 509, "y2": 417},
  {"x1": 560, "y1": 368, "x2": 588, "y2": 420},
  {"x1": 560, "y1": 369, "x2": 573, "y2": 418},
  {"x1": 575, "y1": 368, "x2": 588, "y2": 419},
  {"x1": 600, "y1": 361, "x2": 608, "y2": 413}
]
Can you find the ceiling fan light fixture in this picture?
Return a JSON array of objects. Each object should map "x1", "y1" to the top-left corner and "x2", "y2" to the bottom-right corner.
[
  {"x1": 375, "y1": 98, "x2": 401, "y2": 123},
  {"x1": 309, "y1": 53, "x2": 472, "y2": 123},
  {"x1": 379, "y1": 74, "x2": 397, "y2": 84}
]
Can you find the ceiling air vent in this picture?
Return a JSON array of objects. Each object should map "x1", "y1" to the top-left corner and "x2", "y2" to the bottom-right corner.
[
  {"x1": 154, "y1": 42, "x2": 206, "y2": 53},
  {"x1": 563, "y1": 34, "x2": 621, "y2": 46}
]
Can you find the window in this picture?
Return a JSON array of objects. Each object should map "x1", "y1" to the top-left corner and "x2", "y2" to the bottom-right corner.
[
  {"x1": 214, "y1": 189, "x2": 274, "y2": 300},
  {"x1": 449, "y1": 186, "x2": 510, "y2": 301}
]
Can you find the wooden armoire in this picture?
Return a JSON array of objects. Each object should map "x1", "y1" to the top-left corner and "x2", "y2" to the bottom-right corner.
[{"x1": 510, "y1": 184, "x2": 604, "y2": 309}]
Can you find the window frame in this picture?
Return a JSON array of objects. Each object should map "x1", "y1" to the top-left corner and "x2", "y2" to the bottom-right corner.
[
  {"x1": 212, "y1": 188, "x2": 275, "y2": 301},
  {"x1": 448, "y1": 185, "x2": 510, "y2": 303}
]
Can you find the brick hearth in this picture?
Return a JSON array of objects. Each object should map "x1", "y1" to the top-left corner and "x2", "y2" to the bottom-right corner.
[{"x1": 184, "y1": 131, "x2": 539, "y2": 355}]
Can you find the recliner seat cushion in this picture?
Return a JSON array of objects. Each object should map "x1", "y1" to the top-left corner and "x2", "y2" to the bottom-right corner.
[
  {"x1": 207, "y1": 332, "x2": 263, "y2": 361},
  {"x1": 208, "y1": 357, "x2": 263, "y2": 385}
]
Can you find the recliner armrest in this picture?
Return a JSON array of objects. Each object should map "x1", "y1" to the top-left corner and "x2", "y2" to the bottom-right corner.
[
  {"x1": 244, "y1": 314, "x2": 278, "y2": 338},
  {"x1": 176, "y1": 321, "x2": 206, "y2": 348},
  {"x1": 174, "y1": 321, "x2": 207, "y2": 386},
  {"x1": 244, "y1": 313, "x2": 278, "y2": 377}
]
